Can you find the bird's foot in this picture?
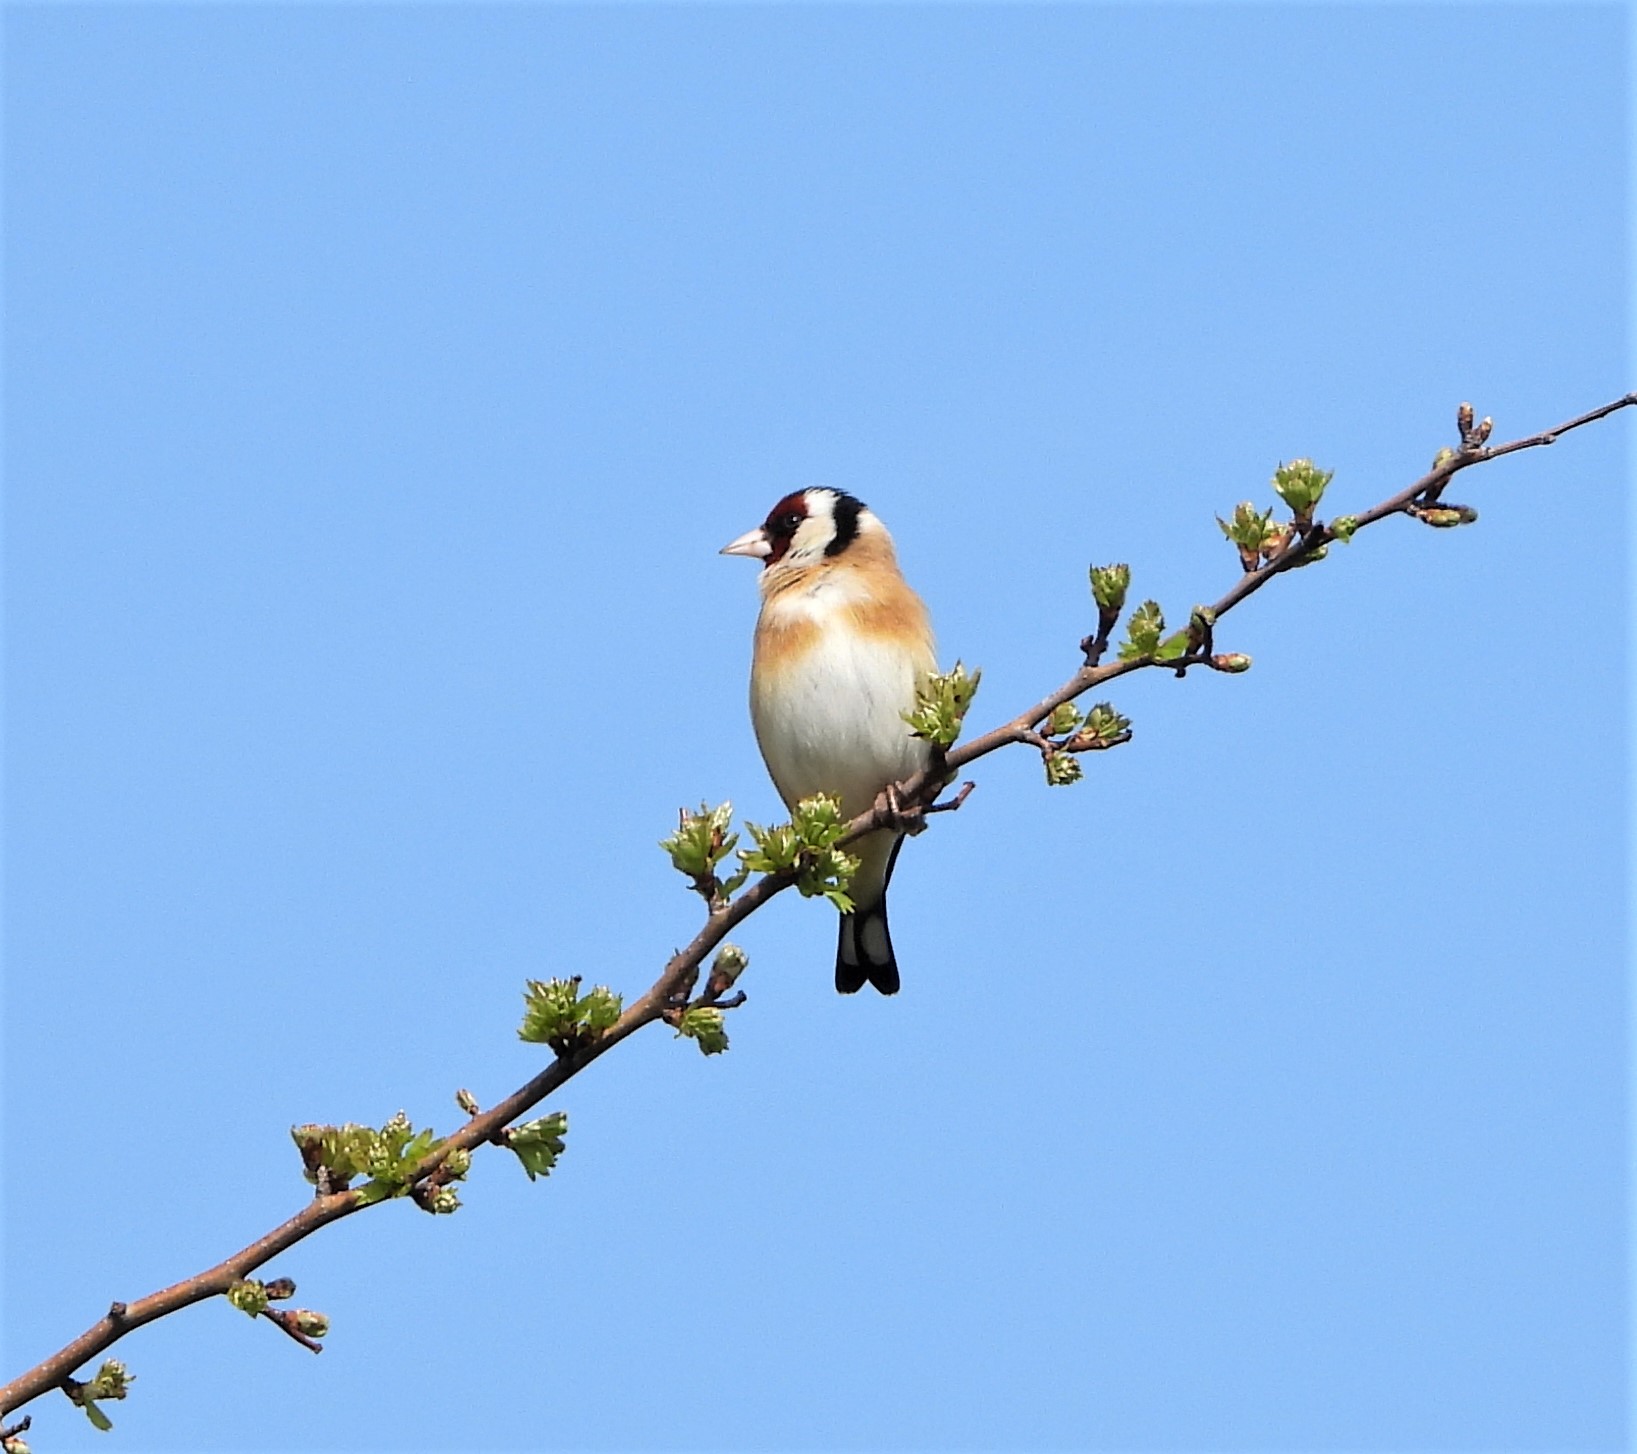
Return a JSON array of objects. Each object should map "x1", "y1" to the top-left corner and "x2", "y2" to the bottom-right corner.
[{"x1": 874, "y1": 782, "x2": 929, "y2": 836}]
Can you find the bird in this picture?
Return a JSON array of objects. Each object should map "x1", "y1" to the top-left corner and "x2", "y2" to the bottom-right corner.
[{"x1": 721, "y1": 487, "x2": 937, "y2": 995}]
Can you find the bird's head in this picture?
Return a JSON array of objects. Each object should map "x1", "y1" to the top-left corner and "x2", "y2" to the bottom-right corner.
[{"x1": 720, "y1": 487, "x2": 875, "y2": 573}]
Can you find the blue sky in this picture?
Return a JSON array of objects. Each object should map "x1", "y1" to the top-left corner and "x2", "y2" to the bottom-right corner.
[{"x1": 2, "y1": 4, "x2": 1628, "y2": 1451}]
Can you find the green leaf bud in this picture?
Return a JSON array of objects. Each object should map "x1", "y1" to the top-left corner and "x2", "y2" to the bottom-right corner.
[
  {"x1": 1079, "y1": 702, "x2": 1132, "y2": 745},
  {"x1": 741, "y1": 796, "x2": 859, "y2": 908},
  {"x1": 738, "y1": 820, "x2": 799, "y2": 876},
  {"x1": 443, "y1": 1147, "x2": 472, "y2": 1179},
  {"x1": 292, "y1": 1122, "x2": 386, "y2": 1189},
  {"x1": 1271, "y1": 459, "x2": 1334, "y2": 523},
  {"x1": 518, "y1": 977, "x2": 622, "y2": 1052},
  {"x1": 1330, "y1": 515, "x2": 1359, "y2": 543},
  {"x1": 91, "y1": 1361, "x2": 132, "y2": 1399},
  {"x1": 292, "y1": 1310, "x2": 330, "y2": 1339},
  {"x1": 1117, "y1": 600, "x2": 1165, "y2": 659},
  {"x1": 1046, "y1": 702, "x2": 1082, "y2": 736},
  {"x1": 808, "y1": 846, "x2": 860, "y2": 913},
  {"x1": 226, "y1": 1279, "x2": 270, "y2": 1317},
  {"x1": 1043, "y1": 753, "x2": 1083, "y2": 787},
  {"x1": 659, "y1": 802, "x2": 738, "y2": 881},
  {"x1": 1217, "y1": 501, "x2": 1281, "y2": 571},
  {"x1": 518, "y1": 977, "x2": 579, "y2": 1044},
  {"x1": 580, "y1": 984, "x2": 623, "y2": 1033},
  {"x1": 902, "y1": 662, "x2": 982, "y2": 749},
  {"x1": 1414, "y1": 503, "x2": 1479, "y2": 528},
  {"x1": 1090, "y1": 562, "x2": 1131, "y2": 613},
  {"x1": 1431, "y1": 446, "x2": 1457, "y2": 470},
  {"x1": 507, "y1": 1112, "x2": 568, "y2": 1181},
  {"x1": 791, "y1": 793, "x2": 848, "y2": 846},
  {"x1": 677, "y1": 1006, "x2": 730, "y2": 1055},
  {"x1": 455, "y1": 1088, "x2": 480, "y2": 1116},
  {"x1": 706, "y1": 943, "x2": 749, "y2": 998},
  {"x1": 422, "y1": 1185, "x2": 461, "y2": 1215}
]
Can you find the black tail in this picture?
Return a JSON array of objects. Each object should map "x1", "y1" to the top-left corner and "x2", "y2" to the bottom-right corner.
[
  {"x1": 834, "y1": 839, "x2": 905, "y2": 996},
  {"x1": 835, "y1": 902, "x2": 900, "y2": 995}
]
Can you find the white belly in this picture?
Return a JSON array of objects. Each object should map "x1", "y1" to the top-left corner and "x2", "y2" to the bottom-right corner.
[{"x1": 751, "y1": 629, "x2": 932, "y2": 819}]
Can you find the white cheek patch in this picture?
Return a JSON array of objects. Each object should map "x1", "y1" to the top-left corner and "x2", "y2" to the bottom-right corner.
[{"x1": 789, "y1": 515, "x2": 833, "y2": 559}]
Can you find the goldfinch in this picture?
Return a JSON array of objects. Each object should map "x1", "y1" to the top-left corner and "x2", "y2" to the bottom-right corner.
[{"x1": 721, "y1": 488, "x2": 937, "y2": 995}]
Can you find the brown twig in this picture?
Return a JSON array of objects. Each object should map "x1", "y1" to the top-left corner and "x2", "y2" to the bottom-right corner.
[
  {"x1": 259, "y1": 1310, "x2": 324, "y2": 1355},
  {"x1": 2, "y1": 391, "x2": 1631, "y2": 1425}
]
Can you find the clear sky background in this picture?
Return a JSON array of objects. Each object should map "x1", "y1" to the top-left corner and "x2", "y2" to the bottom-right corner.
[{"x1": 2, "y1": 4, "x2": 1629, "y2": 1451}]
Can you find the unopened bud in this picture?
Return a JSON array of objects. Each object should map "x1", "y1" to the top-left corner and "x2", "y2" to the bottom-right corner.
[
  {"x1": 706, "y1": 943, "x2": 748, "y2": 998},
  {"x1": 1415, "y1": 505, "x2": 1477, "y2": 528},
  {"x1": 292, "y1": 1310, "x2": 331, "y2": 1339},
  {"x1": 455, "y1": 1088, "x2": 479, "y2": 1116},
  {"x1": 424, "y1": 1185, "x2": 461, "y2": 1215},
  {"x1": 1211, "y1": 653, "x2": 1253, "y2": 673}
]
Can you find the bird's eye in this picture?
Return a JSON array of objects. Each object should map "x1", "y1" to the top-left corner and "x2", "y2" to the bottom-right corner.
[{"x1": 774, "y1": 512, "x2": 802, "y2": 535}]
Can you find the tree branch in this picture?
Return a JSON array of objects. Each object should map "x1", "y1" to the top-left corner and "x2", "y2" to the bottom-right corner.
[{"x1": 3, "y1": 391, "x2": 1631, "y2": 1424}]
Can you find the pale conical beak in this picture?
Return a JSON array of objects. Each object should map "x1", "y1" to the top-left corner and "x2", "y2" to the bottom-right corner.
[{"x1": 720, "y1": 527, "x2": 772, "y2": 559}]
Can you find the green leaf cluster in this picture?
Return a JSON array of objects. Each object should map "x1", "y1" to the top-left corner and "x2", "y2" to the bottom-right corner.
[
  {"x1": 1119, "y1": 601, "x2": 1189, "y2": 662},
  {"x1": 70, "y1": 1359, "x2": 133, "y2": 1432},
  {"x1": 1216, "y1": 501, "x2": 1285, "y2": 567},
  {"x1": 518, "y1": 976, "x2": 623, "y2": 1055},
  {"x1": 506, "y1": 1112, "x2": 568, "y2": 1181},
  {"x1": 1272, "y1": 458, "x2": 1334, "y2": 521},
  {"x1": 290, "y1": 1112, "x2": 446, "y2": 1206},
  {"x1": 1089, "y1": 562, "x2": 1131, "y2": 613},
  {"x1": 676, "y1": 1005, "x2": 730, "y2": 1055},
  {"x1": 902, "y1": 662, "x2": 981, "y2": 749},
  {"x1": 1118, "y1": 599, "x2": 1165, "y2": 658},
  {"x1": 226, "y1": 1279, "x2": 271, "y2": 1317},
  {"x1": 1043, "y1": 752, "x2": 1083, "y2": 787},
  {"x1": 739, "y1": 793, "x2": 860, "y2": 911},
  {"x1": 1046, "y1": 701, "x2": 1081, "y2": 736},
  {"x1": 1079, "y1": 702, "x2": 1132, "y2": 745},
  {"x1": 660, "y1": 801, "x2": 740, "y2": 882}
]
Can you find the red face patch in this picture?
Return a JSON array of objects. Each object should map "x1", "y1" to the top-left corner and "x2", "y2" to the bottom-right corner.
[{"x1": 761, "y1": 492, "x2": 809, "y2": 567}]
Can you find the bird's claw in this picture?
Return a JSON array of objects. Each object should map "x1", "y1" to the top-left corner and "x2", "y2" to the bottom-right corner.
[{"x1": 875, "y1": 783, "x2": 929, "y2": 836}]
